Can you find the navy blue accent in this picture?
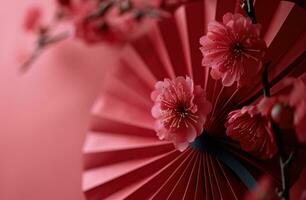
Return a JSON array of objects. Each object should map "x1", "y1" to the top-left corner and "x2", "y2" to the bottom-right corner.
[{"x1": 191, "y1": 134, "x2": 257, "y2": 190}]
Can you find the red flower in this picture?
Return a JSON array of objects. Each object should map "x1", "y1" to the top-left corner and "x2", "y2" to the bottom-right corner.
[
  {"x1": 23, "y1": 6, "x2": 42, "y2": 32},
  {"x1": 225, "y1": 105, "x2": 278, "y2": 159},
  {"x1": 73, "y1": 0, "x2": 115, "y2": 44},
  {"x1": 74, "y1": 2, "x2": 123, "y2": 45},
  {"x1": 199, "y1": 12, "x2": 266, "y2": 87},
  {"x1": 258, "y1": 75, "x2": 306, "y2": 143},
  {"x1": 75, "y1": 19, "x2": 120, "y2": 44},
  {"x1": 72, "y1": 0, "x2": 162, "y2": 44},
  {"x1": 151, "y1": 76, "x2": 212, "y2": 151}
]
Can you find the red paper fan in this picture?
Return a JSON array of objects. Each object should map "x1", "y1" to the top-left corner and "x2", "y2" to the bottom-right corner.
[{"x1": 83, "y1": 0, "x2": 306, "y2": 199}]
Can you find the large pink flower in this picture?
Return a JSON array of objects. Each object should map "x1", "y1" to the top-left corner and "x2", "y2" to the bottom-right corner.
[
  {"x1": 199, "y1": 12, "x2": 266, "y2": 87},
  {"x1": 151, "y1": 76, "x2": 212, "y2": 151},
  {"x1": 258, "y1": 76, "x2": 306, "y2": 143},
  {"x1": 225, "y1": 105, "x2": 278, "y2": 159}
]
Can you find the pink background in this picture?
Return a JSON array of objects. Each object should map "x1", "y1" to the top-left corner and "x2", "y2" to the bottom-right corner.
[{"x1": 0, "y1": 0, "x2": 118, "y2": 199}]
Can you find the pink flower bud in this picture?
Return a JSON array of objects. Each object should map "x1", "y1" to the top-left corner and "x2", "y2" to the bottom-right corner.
[
  {"x1": 271, "y1": 103, "x2": 294, "y2": 129},
  {"x1": 23, "y1": 6, "x2": 42, "y2": 32}
]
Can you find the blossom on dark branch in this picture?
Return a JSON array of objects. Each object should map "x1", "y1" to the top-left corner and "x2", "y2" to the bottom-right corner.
[
  {"x1": 72, "y1": 0, "x2": 165, "y2": 44},
  {"x1": 199, "y1": 12, "x2": 266, "y2": 87},
  {"x1": 258, "y1": 75, "x2": 306, "y2": 143},
  {"x1": 225, "y1": 105, "x2": 278, "y2": 159},
  {"x1": 23, "y1": 6, "x2": 42, "y2": 32}
]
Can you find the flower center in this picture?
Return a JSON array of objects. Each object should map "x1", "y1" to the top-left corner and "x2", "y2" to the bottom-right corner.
[
  {"x1": 161, "y1": 101, "x2": 198, "y2": 129},
  {"x1": 175, "y1": 104, "x2": 189, "y2": 118},
  {"x1": 231, "y1": 42, "x2": 244, "y2": 57}
]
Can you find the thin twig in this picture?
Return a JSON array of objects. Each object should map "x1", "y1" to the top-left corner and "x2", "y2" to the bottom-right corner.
[
  {"x1": 20, "y1": 31, "x2": 70, "y2": 73},
  {"x1": 271, "y1": 122, "x2": 290, "y2": 200},
  {"x1": 241, "y1": 0, "x2": 257, "y2": 23},
  {"x1": 262, "y1": 62, "x2": 271, "y2": 96},
  {"x1": 242, "y1": 1, "x2": 292, "y2": 198},
  {"x1": 262, "y1": 62, "x2": 292, "y2": 200},
  {"x1": 20, "y1": 46, "x2": 43, "y2": 73}
]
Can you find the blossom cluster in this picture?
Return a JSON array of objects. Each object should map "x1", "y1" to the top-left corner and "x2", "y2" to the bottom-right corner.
[
  {"x1": 24, "y1": 1, "x2": 304, "y2": 180},
  {"x1": 21, "y1": 0, "x2": 196, "y2": 71},
  {"x1": 23, "y1": 0, "x2": 197, "y2": 46},
  {"x1": 149, "y1": 11, "x2": 305, "y2": 199},
  {"x1": 151, "y1": 12, "x2": 305, "y2": 159}
]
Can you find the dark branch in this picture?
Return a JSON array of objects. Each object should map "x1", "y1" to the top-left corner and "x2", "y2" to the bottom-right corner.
[
  {"x1": 20, "y1": 31, "x2": 70, "y2": 73},
  {"x1": 262, "y1": 62, "x2": 271, "y2": 96},
  {"x1": 242, "y1": 0, "x2": 257, "y2": 23},
  {"x1": 262, "y1": 61, "x2": 292, "y2": 200}
]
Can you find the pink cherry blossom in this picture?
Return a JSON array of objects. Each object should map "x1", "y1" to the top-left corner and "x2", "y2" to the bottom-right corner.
[
  {"x1": 75, "y1": 14, "x2": 121, "y2": 44},
  {"x1": 71, "y1": 0, "x2": 163, "y2": 44},
  {"x1": 225, "y1": 105, "x2": 278, "y2": 159},
  {"x1": 151, "y1": 76, "x2": 212, "y2": 151},
  {"x1": 199, "y1": 12, "x2": 266, "y2": 87},
  {"x1": 73, "y1": 0, "x2": 114, "y2": 44},
  {"x1": 23, "y1": 6, "x2": 42, "y2": 32},
  {"x1": 287, "y1": 78, "x2": 306, "y2": 142},
  {"x1": 258, "y1": 76, "x2": 306, "y2": 143}
]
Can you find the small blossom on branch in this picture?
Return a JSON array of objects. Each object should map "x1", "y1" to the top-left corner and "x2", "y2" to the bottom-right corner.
[
  {"x1": 70, "y1": 0, "x2": 168, "y2": 44},
  {"x1": 21, "y1": 0, "x2": 168, "y2": 71},
  {"x1": 258, "y1": 76, "x2": 306, "y2": 143},
  {"x1": 21, "y1": 5, "x2": 71, "y2": 72},
  {"x1": 225, "y1": 105, "x2": 278, "y2": 159},
  {"x1": 23, "y1": 6, "x2": 42, "y2": 32},
  {"x1": 20, "y1": 31, "x2": 71, "y2": 72}
]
